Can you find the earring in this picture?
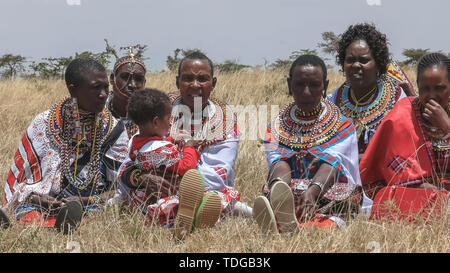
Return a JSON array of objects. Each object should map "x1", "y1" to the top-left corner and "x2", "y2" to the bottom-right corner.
[{"x1": 72, "y1": 97, "x2": 82, "y2": 135}]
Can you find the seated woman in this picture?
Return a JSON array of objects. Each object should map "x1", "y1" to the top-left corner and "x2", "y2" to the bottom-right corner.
[
  {"x1": 254, "y1": 55, "x2": 372, "y2": 234},
  {"x1": 360, "y1": 53, "x2": 450, "y2": 220},
  {"x1": 2, "y1": 58, "x2": 129, "y2": 234},
  {"x1": 328, "y1": 23, "x2": 414, "y2": 156}
]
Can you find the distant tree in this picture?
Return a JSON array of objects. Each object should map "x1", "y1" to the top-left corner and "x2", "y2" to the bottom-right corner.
[
  {"x1": 269, "y1": 59, "x2": 292, "y2": 70},
  {"x1": 269, "y1": 49, "x2": 319, "y2": 71},
  {"x1": 401, "y1": 48, "x2": 430, "y2": 66},
  {"x1": 29, "y1": 56, "x2": 73, "y2": 79},
  {"x1": 215, "y1": 60, "x2": 249, "y2": 73},
  {"x1": 0, "y1": 54, "x2": 27, "y2": 79},
  {"x1": 317, "y1": 31, "x2": 340, "y2": 56},
  {"x1": 75, "y1": 51, "x2": 111, "y2": 68},
  {"x1": 166, "y1": 48, "x2": 206, "y2": 72},
  {"x1": 289, "y1": 49, "x2": 318, "y2": 61}
]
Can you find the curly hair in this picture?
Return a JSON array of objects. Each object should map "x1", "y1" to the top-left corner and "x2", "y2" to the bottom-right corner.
[
  {"x1": 127, "y1": 88, "x2": 171, "y2": 126},
  {"x1": 337, "y1": 23, "x2": 390, "y2": 75}
]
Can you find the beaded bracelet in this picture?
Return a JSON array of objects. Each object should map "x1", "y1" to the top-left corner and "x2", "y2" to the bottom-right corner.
[
  {"x1": 89, "y1": 195, "x2": 102, "y2": 205},
  {"x1": 308, "y1": 181, "x2": 324, "y2": 192},
  {"x1": 268, "y1": 177, "x2": 286, "y2": 188},
  {"x1": 129, "y1": 169, "x2": 142, "y2": 188},
  {"x1": 92, "y1": 195, "x2": 101, "y2": 204}
]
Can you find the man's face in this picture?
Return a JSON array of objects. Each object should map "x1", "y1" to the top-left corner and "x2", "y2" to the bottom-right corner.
[
  {"x1": 69, "y1": 70, "x2": 109, "y2": 113},
  {"x1": 176, "y1": 59, "x2": 216, "y2": 111},
  {"x1": 110, "y1": 63, "x2": 146, "y2": 116}
]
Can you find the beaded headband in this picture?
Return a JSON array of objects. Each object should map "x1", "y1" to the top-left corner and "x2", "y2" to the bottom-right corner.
[{"x1": 113, "y1": 45, "x2": 146, "y2": 74}]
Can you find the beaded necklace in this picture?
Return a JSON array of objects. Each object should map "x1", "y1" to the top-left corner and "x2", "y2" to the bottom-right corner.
[
  {"x1": 271, "y1": 99, "x2": 342, "y2": 150},
  {"x1": 170, "y1": 96, "x2": 237, "y2": 146},
  {"x1": 337, "y1": 75, "x2": 400, "y2": 132},
  {"x1": 107, "y1": 98, "x2": 139, "y2": 138},
  {"x1": 47, "y1": 97, "x2": 113, "y2": 191},
  {"x1": 294, "y1": 103, "x2": 323, "y2": 119}
]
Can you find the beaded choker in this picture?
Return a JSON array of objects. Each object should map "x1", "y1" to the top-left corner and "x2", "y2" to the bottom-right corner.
[
  {"x1": 295, "y1": 103, "x2": 323, "y2": 119},
  {"x1": 271, "y1": 99, "x2": 342, "y2": 150}
]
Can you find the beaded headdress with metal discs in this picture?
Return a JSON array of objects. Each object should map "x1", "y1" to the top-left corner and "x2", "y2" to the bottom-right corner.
[{"x1": 113, "y1": 45, "x2": 147, "y2": 75}]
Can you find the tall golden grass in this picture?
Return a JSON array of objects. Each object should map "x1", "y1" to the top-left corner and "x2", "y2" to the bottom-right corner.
[{"x1": 1, "y1": 68, "x2": 449, "y2": 253}]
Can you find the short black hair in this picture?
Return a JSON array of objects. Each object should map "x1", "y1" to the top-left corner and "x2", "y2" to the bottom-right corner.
[
  {"x1": 127, "y1": 88, "x2": 171, "y2": 126},
  {"x1": 337, "y1": 23, "x2": 390, "y2": 75},
  {"x1": 289, "y1": 54, "x2": 328, "y2": 82},
  {"x1": 65, "y1": 58, "x2": 106, "y2": 87},
  {"x1": 178, "y1": 51, "x2": 214, "y2": 77},
  {"x1": 417, "y1": 52, "x2": 450, "y2": 82}
]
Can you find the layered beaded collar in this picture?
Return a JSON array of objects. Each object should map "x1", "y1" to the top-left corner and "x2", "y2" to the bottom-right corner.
[
  {"x1": 271, "y1": 99, "x2": 342, "y2": 150},
  {"x1": 46, "y1": 97, "x2": 113, "y2": 190},
  {"x1": 336, "y1": 75, "x2": 401, "y2": 131}
]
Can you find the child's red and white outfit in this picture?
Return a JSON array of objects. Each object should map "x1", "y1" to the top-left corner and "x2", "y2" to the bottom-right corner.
[{"x1": 129, "y1": 135, "x2": 199, "y2": 176}]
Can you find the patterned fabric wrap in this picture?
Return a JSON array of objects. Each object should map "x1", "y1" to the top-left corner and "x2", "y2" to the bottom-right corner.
[
  {"x1": 386, "y1": 61, "x2": 414, "y2": 89},
  {"x1": 3, "y1": 98, "x2": 129, "y2": 211},
  {"x1": 131, "y1": 138, "x2": 181, "y2": 172},
  {"x1": 13, "y1": 203, "x2": 102, "y2": 227}
]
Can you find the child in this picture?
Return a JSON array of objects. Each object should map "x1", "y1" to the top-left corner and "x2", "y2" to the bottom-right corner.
[
  {"x1": 125, "y1": 89, "x2": 222, "y2": 239},
  {"x1": 127, "y1": 89, "x2": 201, "y2": 177}
]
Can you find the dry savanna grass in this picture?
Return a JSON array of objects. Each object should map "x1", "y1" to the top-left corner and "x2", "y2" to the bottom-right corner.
[{"x1": 1, "y1": 68, "x2": 450, "y2": 254}]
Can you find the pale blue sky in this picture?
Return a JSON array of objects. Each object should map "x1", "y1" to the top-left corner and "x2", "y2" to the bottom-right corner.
[{"x1": 1, "y1": 0, "x2": 449, "y2": 71}]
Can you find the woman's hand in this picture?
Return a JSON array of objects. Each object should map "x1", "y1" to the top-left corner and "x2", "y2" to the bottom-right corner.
[
  {"x1": 295, "y1": 184, "x2": 321, "y2": 221},
  {"x1": 171, "y1": 130, "x2": 192, "y2": 145},
  {"x1": 140, "y1": 171, "x2": 179, "y2": 200},
  {"x1": 422, "y1": 99, "x2": 450, "y2": 136},
  {"x1": 29, "y1": 193, "x2": 64, "y2": 211}
]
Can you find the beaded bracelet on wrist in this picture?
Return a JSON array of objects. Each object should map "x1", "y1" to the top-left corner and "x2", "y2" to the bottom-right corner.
[{"x1": 129, "y1": 169, "x2": 142, "y2": 188}]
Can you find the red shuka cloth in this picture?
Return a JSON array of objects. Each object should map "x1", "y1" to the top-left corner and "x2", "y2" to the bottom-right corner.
[{"x1": 360, "y1": 97, "x2": 449, "y2": 198}]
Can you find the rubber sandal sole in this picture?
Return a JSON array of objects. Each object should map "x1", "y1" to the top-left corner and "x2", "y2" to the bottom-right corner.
[
  {"x1": 193, "y1": 192, "x2": 222, "y2": 231},
  {"x1": 253, "y1": 196, "x2": 278, "y2": 234},
  {"x1": 270, "y1": 181, "x2": 299, "y2": 234},
  {"x1": 172, "y1": 169, "x2": 205, "y2": 239}
]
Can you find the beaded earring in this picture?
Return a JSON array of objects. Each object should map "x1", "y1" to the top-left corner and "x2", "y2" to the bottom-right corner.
[{"x1": 72, "y1": 97, "x2": 82, "y2": 135}]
